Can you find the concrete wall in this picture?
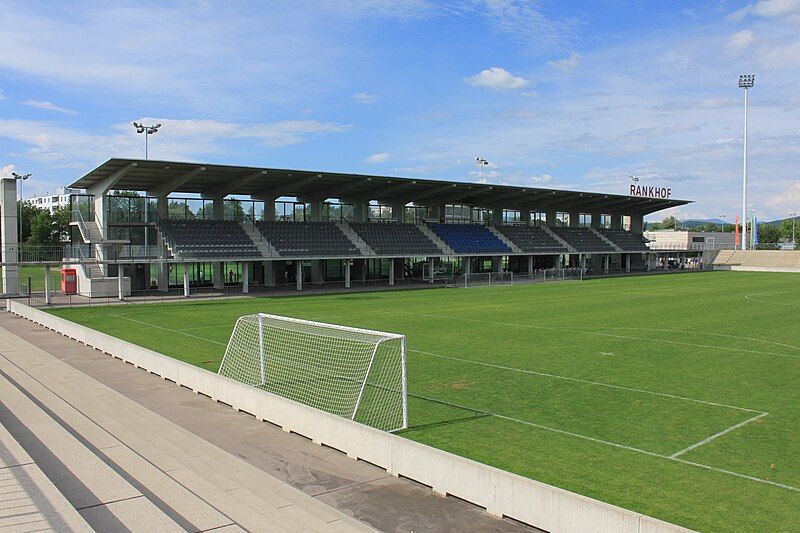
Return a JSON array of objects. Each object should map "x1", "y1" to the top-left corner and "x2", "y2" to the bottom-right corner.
[{"x1": 6, "y1": 300, "x2": 692, "y2": 533}]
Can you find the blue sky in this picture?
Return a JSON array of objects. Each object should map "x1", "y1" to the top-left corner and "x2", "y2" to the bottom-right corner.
[{"x1": 1, "y1": 0, "x2": 799, "y2": 221}]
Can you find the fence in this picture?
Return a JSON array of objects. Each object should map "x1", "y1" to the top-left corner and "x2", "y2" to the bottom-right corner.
[{"x1": 4, "y1": 299, "x2": 690, "y2": 533}]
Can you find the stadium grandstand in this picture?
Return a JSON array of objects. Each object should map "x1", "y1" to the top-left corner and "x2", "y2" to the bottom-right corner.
[{"x1": 1, "y1": 158, "x2": 689, "y2": 298}]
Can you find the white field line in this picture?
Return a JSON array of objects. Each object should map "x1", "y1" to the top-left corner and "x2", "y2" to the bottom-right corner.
[
  {"x1": 410, "y1": 349, "x2": 763, "y2": 413},
  {"x1": 669, "y1": 412, "x2": 770, "y2": 459},
  {"x1": 598, "y1": 326, "x2": 800, "y2": 353},
  {"x1": 400, "y1": 310, "x2": 800, "y2": 359},
  {"x1": 106, "y1": 312, "x2": 798, "y2": 493},
  {"x1": 745, "y1": 292, "x2": 800, "y2": 308}
]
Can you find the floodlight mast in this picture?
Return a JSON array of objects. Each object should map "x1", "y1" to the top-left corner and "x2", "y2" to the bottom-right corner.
[
  {"x1": 791, "y1": 212, "x2": 797, "y2": 247},
  {"x1": 132, "y1": 122, "x2": 162, "y2": 159},
  {"x1": 11, "y1": 172, "x2": 30, "y2": 243},
  {"x1": 475, "y1": 157, "x2": 490, "y2": 181},
  {"x1": 739, "y1": 74, "x2": 754, "y2": 250}
]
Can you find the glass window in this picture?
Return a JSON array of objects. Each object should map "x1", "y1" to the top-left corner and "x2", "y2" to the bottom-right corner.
[
  {"x1": 472, "y1": 207, "x2": 490, "y2": 224},
  {"x1": 503, "y1": 209, "x2": 521, "y2": 224},
  {"x1": 530, "y1": 212, "x2": 547, "y2": 226},
  {"x1": 556, "y1": 212, "x2": 570, "y2": 227},
  {"x1": 622, "y1": 215, "x2": 632, "y2": 231},
  {"x1": 600, "y1": 214, "x2": 612, "y2": 228},
  {"x1": 579, "y1": 213, "x2": 592, "y2": 227}
]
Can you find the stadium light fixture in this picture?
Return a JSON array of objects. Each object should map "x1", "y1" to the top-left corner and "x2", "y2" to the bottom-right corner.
[
  {"x1": 475, "y1": 157, "x2": 490, "y2": 181},
  {"x1": 132, "y1": 121, "x2": 162, "y2": 159},
  {"x1": 719, "y1": 214, "x2": 726, "y2": 232},
  {"x1": 11, "y1": 172, "x2": 31, "y2": 243},
  {"x1": 738, "y1": 74, "x2": 754, "y2": 250},
  {"x1": 791, "y1": 212, "x2": 797, "y2": 246}
]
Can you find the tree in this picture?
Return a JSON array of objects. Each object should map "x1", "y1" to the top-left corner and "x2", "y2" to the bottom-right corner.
[
  {"x1": 26, "y1": 210, "x2": 61, "y2": 246},
  {"x1": 757, "y1": 223, "x2": 781, "y2": 244},
  {"x1": 52, "y1": 205, "x2": 71, "y2": 242}
]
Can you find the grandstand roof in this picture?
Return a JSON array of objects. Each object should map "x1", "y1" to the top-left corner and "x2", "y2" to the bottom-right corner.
[{"x1": 71, "y1": 158, "x2": 690, "y2": 214}]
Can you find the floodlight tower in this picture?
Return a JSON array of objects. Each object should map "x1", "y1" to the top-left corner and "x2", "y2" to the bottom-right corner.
[
  {"x1": 475, "y1": 157, "x2": 490, "y2": 181},
  {"x1": 132, "y1": 122, "x2": 162, "y2": 159},
  {"x1": 720, "y1": 214, "x2": 726, "y2": 232},
  {"x1": 11, "y1": 172, "x2": 30, "y2": 243},
  {"x1": 739, "y1": 74, "x2": 754, "y2": 250},
  {"x1": 791, "y1": 212, "x2": 797, "y2": 247}
]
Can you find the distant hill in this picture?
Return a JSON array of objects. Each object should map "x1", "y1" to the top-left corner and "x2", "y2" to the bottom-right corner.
[
  {"x1": 683, "y1": 218, "x2": 726, "y2": 227},
  {"x1": 763, "y1": 216, "x2": 799, "y2": 226}
]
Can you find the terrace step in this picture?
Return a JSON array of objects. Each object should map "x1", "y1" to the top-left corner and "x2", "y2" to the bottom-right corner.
[
  {"x1": 241, "y1": 221, "x2": 281, "y2": 258},
  {"x1": 542, "y1": 226, "x2": 576, "y2": 253},
  {"x1": 487, "y1": 226, "x2": 523, "y2": 253},
  {"x1": 336, "y1": 221, "x2": 375, "y2": 256},
  {"x1": 590, "y1": 227, "x2": 623, "y2": 252},
  {"x1": 417, "y1": 223, "x2": 456, "y2": 255},
  {"x1": 0, "y1": 327, "x2": 372, "y2": 532}
]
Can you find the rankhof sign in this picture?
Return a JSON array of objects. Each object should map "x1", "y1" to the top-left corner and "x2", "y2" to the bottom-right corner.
[{"x1": 629, "y1": 185, "x2": 671, "y2": 199}]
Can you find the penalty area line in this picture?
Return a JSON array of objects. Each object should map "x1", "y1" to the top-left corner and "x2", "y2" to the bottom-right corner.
[
  {"x1": 107, "y1": 313, "x2": 799, "y2": 494},
  {"x1": 669, "y1": 412, "x2": 769, "y2": 459}
]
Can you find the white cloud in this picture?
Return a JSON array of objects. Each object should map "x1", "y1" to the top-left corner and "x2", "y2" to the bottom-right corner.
[
  {"x1": 729, "y1": 0, "x2": 800, "y2": 20},
  {"x1": 0, "y1": 117, "x2": 352, "y2": 166},
  {"x1": 547, "y1": 52, "x2": 581, "y2": 73},
  {"x1": 476, "y1": 0, "x2": 577, "y2": 51},
  {"x1": 727, "y1": 30, "x2": 757, "y2": 53},
  {"x1": 0, "y1": 90, "x2": 5, "y2": 100},
  {"x1": 24, "y1": 100, "x2": 77, "y2": 115},
  {"x1": 353, "y1": 92, "x2": 378, "y2": 104},
  {"x1": 364, "y1": 152, "x2": 391, "y2": 163},
  {"x1": 466, "y1": 67, "x2": 530, "y2": 90},
  {"x1": 0, "y1": 164, "x2": 17, "y2": 178}
]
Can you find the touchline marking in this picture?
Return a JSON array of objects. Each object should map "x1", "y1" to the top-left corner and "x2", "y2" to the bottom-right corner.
[
  {"x1": 111, "y1": 314, "x2": 227, "y2": 346},
  {"x1": 598, "y1": 326, "x2": 800, "y2": 353},
  {"x1": 409, "y1": 349, "x2": 763, "y2": 413},
  {"x1": 400, "y1": 310, "x2": 800, "y2": 359},
  {"x1": 745, "y1": 292, "x2": 800, "y2": 308},
  {"x1": 105, "y1": 312, "x2": 797, "y2": 493},
  {"x1": 669, "y1": 412, "x2": 769, "y2": 459}
]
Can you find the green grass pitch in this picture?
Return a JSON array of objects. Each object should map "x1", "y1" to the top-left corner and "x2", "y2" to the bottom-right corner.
[{"x1": 47, "y1": 271, "x2": 800, "y2": 531}]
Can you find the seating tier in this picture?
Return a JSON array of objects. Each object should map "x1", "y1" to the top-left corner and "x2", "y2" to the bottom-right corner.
[
  {"x1": 496, "y1": 225, "x2": 568, "y2": 253},
  {"x1": 350, "y1": 222, "x2": 442, "y2": 256},
  {"x1": 549, "y1": 227, "x2": 616, "y2": 253},
  {"x1": 160, "y1": 220, "x2": 261, "y2": 258},
  {"x1": 256, "y1": 221, "x2": 359, "y2": 257},
  {"x1": 596, "y1": 228, "x2": 649, "y2": 251},
  {"x1": 428, "y1": 223, "x2": 510, "y2": 254}
]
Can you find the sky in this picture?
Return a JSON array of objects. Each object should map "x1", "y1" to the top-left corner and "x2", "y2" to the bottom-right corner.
[{"x1": 1, "y1": 0, "x2": 799, "y2": 222}]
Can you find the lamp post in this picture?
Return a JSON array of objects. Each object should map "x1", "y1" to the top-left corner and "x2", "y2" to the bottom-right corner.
[
  {"x1": 11, "y1": 172, "x2": 30, "y2": 244},
  {"x1": 132, "y1": 122, "x2": 162, "y2": 159},
  {"x1": 739, "y1": 74, "x2": 754, "y2": 250},
  {"x1": 790, "y1": 212, "x2": 797, "y2": 247},
  {"x1": 720, "y1": 214, "x2": 726, "y2": 232},
  {"x1": 475, "y1": 157, "x2": 489, "y2": 181}
]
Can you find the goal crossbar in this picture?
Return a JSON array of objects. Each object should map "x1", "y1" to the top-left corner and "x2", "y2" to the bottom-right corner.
[{"x1": 219, "y1": 313, "x2": 407, "y2": 432}]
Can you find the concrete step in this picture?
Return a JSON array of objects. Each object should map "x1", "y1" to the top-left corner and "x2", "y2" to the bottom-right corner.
[
  {"x1": 417, "y1": 223, "x2": 455, "y2": 255},
  {"x1": 0, "y1": 333, "x2": 374, "y2": 532},
  {"x1": 0, "y1": 421, "x2": 93, "y2": 532},
  {"x1": 0, "y1": 359, "x2": 183, "y2": 532},
  {"x1": 487, "y1": 226, "x2": 522, "y2": 253}
]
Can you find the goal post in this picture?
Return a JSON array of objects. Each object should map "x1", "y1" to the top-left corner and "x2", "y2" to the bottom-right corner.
[{"x1": 218, "y1": 313, "x2": 408, "y2": 432}]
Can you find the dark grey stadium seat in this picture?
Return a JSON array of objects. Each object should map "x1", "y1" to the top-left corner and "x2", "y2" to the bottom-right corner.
[
  {"x1": 350, "y1": 222, "x2": 442, "y2": 255},
  {"x1": 159, "y1": 220, "x2": 261, "y2": 258},
  {"x1": 495, "y1": 225, "x2": 569, "y2": 253},
  {"x1": 256, "y1": 221, "x2": 359, "y2": 256}
]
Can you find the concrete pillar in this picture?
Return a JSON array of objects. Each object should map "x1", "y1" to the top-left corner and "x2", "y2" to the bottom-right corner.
[
  {"x1": 611, "y1": 213, "x2": 623, "y2": 230},
  {"x1": 345, "y1": 260, "x2": 351, "y2": 288},
  {"x1": 625, "y1": 254, "x2": 631, "y2": 273},
  {"x1": 389, "y1": 259, "x2": 395, "y2": 286},
  {"x1": 213, "y1": 261, "x2": 224, "y2": 288},
  {"x1": 242, "y1": 261, "x2": 250, "y2": 293},
  {"x1": 527, "y1": 256, "x2": 534, "y2": 273},
  {"x1": 546, "y1": 211, "x2": 556, "y2": 227},
  {"x1": 391, "y1": 203, "x2": 406, "y2": 223},
  {"x1": 394, "y1": 258, "x2": 405, "y2": 281},
  {"x1": 44, "y1": 265, "x2": 52, "y2": 305},
  {"x1": 263, "y1": 260, "x2": 276, "y2": 287},
  {"x1": 311, "y1": 260, "x2": 323, "y2": 283},
  {"x1": 569, "y1": 212, "x2": 580, "y2": 228},
  {"x1": 590, "y1": 212, "x2": 602, "y2": 228},
  {"x1": 307, "y1": 200, "x2": 323, "y2": 222},
  {"x1": 183, "y1": 263, "x2": 190, "y2": 297},
  {"x1": 156, "y1": 196, "x2": 168, "y2": 220},
  {"x1": 604, "y1": 255, "x2": 610, "y2": 273},
  {"x1": 158, "y1": 263, "x2": 169, "y2": 292},
  {"x1": 491, "y1": 208, "x2": 503, "y2": 226},
  {"x1": 262, "y1": 199, "x2": 276, "y2": 221},
  {"x1": 1, "y1": 177, "x2": 19, "y2": 295},
  {"x1": 492, "y1": 256, "x2": 502, "y2": 273},
  {"x1": 463, "y1": 256, "x2": 471, "y2": 275},
  {"x1": 296, "y1": 260, "x2": 303, "y2": 291},
  {"x1": 630, "y1": 214, "x2": 644, "y2": 233},
  {"x1": 212, "y1": 197, "x2": 224, "y2": 220},
  {"x1": 353, "y1": 259, "x2": 365, "y2": 284},
  {"x1": 118, "y1": 264, "x2": 125, "y2": 300},
  {"x1": 351, "y1": 202, "x2": 367, "y2": 222}
]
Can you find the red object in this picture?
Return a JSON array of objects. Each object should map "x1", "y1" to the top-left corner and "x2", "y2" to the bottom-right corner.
[
  {"x1": 734, "y1": 215, "x2": 740, "y2": 246},
  {"x1": 61, "y1": 268, "x2": 77, "y2": 294}
]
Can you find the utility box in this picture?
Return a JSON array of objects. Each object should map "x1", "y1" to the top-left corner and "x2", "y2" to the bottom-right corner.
[{"x1": 61, "y1": 268, "x2": 77, "y2": 294}]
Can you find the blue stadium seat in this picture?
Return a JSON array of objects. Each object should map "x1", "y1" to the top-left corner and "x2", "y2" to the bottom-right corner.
[{"x1": 428, "y1": 223, "x2": 510, "y2": 254}]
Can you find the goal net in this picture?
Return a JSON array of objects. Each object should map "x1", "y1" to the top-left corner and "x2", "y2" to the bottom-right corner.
[{"x1": 218, "y1": 313, "x2": 407, "y2": 432}]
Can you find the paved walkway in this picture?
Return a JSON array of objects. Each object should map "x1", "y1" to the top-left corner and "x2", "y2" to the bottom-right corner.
[{"x1": 0, "y1": 313, "x2": 534, "y2": 532}]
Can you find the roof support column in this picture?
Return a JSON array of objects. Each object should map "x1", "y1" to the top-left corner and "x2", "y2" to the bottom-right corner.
[
  {"x1": 262, "y1": 199, "x2": 275, "y2": 221},
  {"x1": 546, "y1": 211, "x2": 556, "y2": 227},
  {"x1": 569, "y1": 211, "x2": 580, "y2": 228},
  {"x1": 590, "y1": 211, "x2": 602, "y2": 228},
  {"x1": 391, "y1": 202, "x2": 406, "y2": 223},
  {"x1": 611, "y1": 213, "x2": 623, "y2": 230},
  {"x1": 630, "y1": 214, "x2": 644, "y2": 233},
  {"x1": 212, "y1": 198, "x2": 224, "y2": 221},
  {"x1": 345, "y1": 259, "x2": 351, "y2": 288},
  {"x1": 242, "y1": 261, "x2": 250, "y2": 293},
  {"x1": 296, "y1": 260, "x2": 303, "y2": 291},
  {"x1": 183, "y1": 263, "x2": 190, "y2": 297}
]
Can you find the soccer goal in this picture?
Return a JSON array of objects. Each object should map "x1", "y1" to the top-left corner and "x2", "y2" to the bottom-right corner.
[{"x1": 218, "y1": 313, "x2": 407, "y2": 432}]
